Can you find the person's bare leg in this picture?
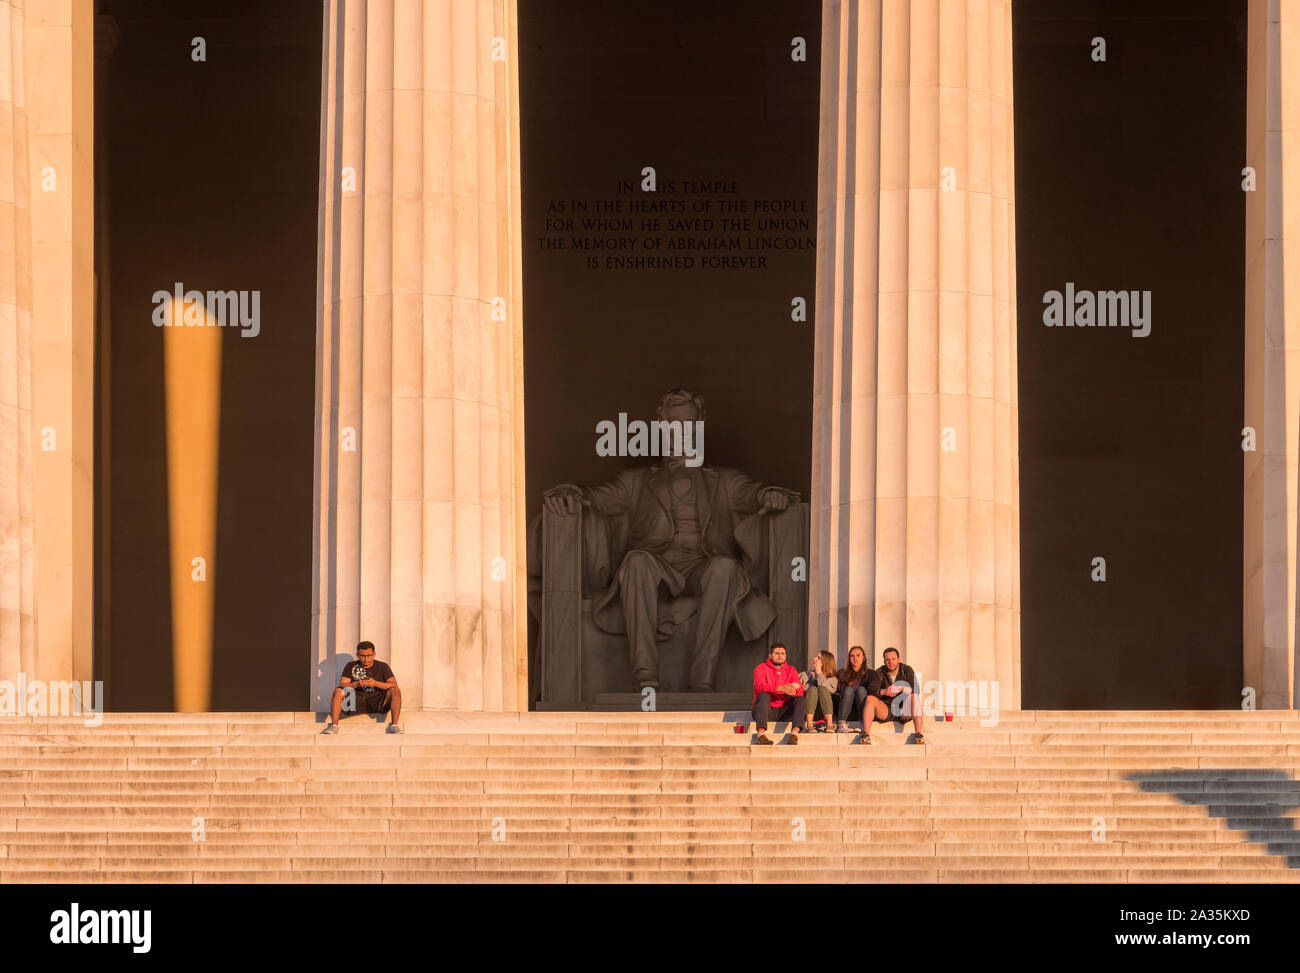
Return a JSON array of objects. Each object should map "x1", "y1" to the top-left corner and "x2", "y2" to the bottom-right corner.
[
  {"x1": 388, "y1": 687, "x2": 402, "y2": 725},
  {"x1": 330, "y1": 687, "x2": 344, "y2": 725},
  {"x1": 860, "y1": 697, "x2": 888, "y2": 742},
  {"x1": 902, "y1": 690, "x2": 923, "y2": 740},
  {"x1": 911, "y1": 693, "x2": 924, "y2": 740}
]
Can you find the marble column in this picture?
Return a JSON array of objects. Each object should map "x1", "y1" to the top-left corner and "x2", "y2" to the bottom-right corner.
[
  {"x1": 313, "y1": 0, "x2": 527, "y2": 712},
  {"x1": 0, "y1": 0, "x2": 94, "y2": 689},
  {"x1": 0, "y1": 0, "x2": 35, "y2": 686},
  {"x1": 1244, "y1": 0, "x2": 1300, "y2": 709},
  {"x1": 811, "y1": 0, "x2": 1020, "y2": 702}
]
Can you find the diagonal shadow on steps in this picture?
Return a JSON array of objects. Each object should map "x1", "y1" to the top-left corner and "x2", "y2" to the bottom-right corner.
[{"x1": 1127, "y1": 769, "x2": 1300, "y2": 867}]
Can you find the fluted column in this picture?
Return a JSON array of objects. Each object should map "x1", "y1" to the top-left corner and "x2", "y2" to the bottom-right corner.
[
  {"x1": 1244, "y1": 0, "x2": 1300, "y2": 709},
  {"x1": 0, "y1": 0, "x2": 94, "y2": 689},
  {"x1": 0, "y1": 0, "x2": 35, "y2": 686},
  {"x1": 313, "y1": 0, "x2": 527, "y2": 712},
  {"x1": 811, "y1": 0, "x2": 1020, "y2": 700}
]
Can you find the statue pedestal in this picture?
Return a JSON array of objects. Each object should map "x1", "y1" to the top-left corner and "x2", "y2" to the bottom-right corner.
[{"x1": 533, "y1": 692, "x2": 751, "y2": 713}]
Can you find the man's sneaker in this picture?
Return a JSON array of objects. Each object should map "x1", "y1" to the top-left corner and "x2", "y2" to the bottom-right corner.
[
  {"x1": 754, "y1": 733, "x2": 774, "y2": 745},
  {"x1": 386, "y1": 724, "x2": 404, "y2": 734},
  {"x1": 321, "y1": 722, "x2": 339, "y2": 735},
  {"x1": 787, "y1": 733, "x2": 799, "y2": 745}
]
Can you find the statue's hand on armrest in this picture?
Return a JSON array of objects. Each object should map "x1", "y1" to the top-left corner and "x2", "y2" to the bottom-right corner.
[
  {"x1": 757, "y1": 486, "x2": 800, "y2": 514},
  {"x1": 543, "y1": 483, "x2": 590, "y2": 516}
]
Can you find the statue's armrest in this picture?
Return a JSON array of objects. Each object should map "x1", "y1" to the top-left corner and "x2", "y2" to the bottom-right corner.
[
  {"x1": 766, "y1": 502, "x2": 809, "y2": 661},
  {"x1": 540, "y1": 506, "x2": 583, "y2": 703},
  {"x1": 541, "y1": 506, "x2": 582, "y2": 589}
]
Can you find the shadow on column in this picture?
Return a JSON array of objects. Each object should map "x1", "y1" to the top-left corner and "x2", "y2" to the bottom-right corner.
[{"x1": 1129, "y1": 769, "x2": 1300, "y2": 867}]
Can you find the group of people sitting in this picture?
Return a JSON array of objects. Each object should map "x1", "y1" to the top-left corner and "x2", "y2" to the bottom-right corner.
[
  {"x1": 751, "y1": 642, "x2": 923, "y2": 746},
  {"x1": 320, "y1": 639, "x2": 922, "y2": 746}
]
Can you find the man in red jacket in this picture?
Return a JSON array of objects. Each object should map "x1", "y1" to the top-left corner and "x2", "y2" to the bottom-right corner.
[{"x1": 751, "y1": 642, "x2": 806, "y2": 745}]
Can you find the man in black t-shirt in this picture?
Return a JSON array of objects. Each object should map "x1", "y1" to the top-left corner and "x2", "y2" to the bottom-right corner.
[{"x1": 323, "y1": 640, "x2": 403, "y2": 734}]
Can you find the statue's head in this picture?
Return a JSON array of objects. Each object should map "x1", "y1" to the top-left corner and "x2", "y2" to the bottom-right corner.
[{"x1": 656, "y1": 388, "x2": 706, "y2": 425}]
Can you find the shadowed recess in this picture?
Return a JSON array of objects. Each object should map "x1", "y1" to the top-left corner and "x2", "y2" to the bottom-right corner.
[
  {"x1": 1014, "y1": 0, "x2": 1246, "y2": 708},
  {"x1": 1129, "y1": 769, "x2": 1300, "y2": 867},
  {"x1": 97, "y1": 0, "x2": 321, "y2": 710}
]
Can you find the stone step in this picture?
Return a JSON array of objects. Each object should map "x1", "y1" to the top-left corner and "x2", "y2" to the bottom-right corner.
[
  {"x1": 9, "y1": 839, "x2": 1275, "y2": 859},
  {"x1": 8, "y1": 735, "x2": 1298, "y2": 751},
  {"x1": 6, "y1": 707, "x2": 1291, "y2": 721},
  {"x1": 6, "y1": 826, "x2": 1269, "y2": 848},
  {"x1": 3, "y1": 865, "x2": 1293, "y2": 884},
  {"x1": 0, "y1": 723, "x2": 1287, "y2": 739},
  {"x1": 10, "y1": 760, "x2": 1300, "y2": 779},
  {"x1": 7, "y1": 852, "x2": 1285, "y2": 871},
  {"x1": 2, "y1": 718, "x2": 1295, "y2": 735}
]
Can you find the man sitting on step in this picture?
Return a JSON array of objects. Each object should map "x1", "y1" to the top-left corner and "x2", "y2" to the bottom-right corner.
[
  {"x1": 751, "y1": 642, "x2": 806, "y2": 745},
  {"x1": 860, "y1": 646, "x2": 923, "y2": 745},
  {"x1": 323, "y1": 641, "x2": 403, "y2": 735}
]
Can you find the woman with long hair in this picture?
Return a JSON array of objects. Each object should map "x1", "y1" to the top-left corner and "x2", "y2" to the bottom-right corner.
[
  {"x1": 800, "y1": 650, "x2": 839, "y2": 732},
  {"x1": 834, "y1": 645, "x2": 879, "y2": 734}
]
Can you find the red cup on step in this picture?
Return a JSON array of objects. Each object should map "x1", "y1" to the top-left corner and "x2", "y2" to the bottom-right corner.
[{"x1": 945, "y1": 711, "x2": 954, "y2": 722}]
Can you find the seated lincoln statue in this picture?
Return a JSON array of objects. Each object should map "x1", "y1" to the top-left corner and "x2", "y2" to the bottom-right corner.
[{"x1": 540, "y1": 388, "x2": 801, "y2": 691}]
